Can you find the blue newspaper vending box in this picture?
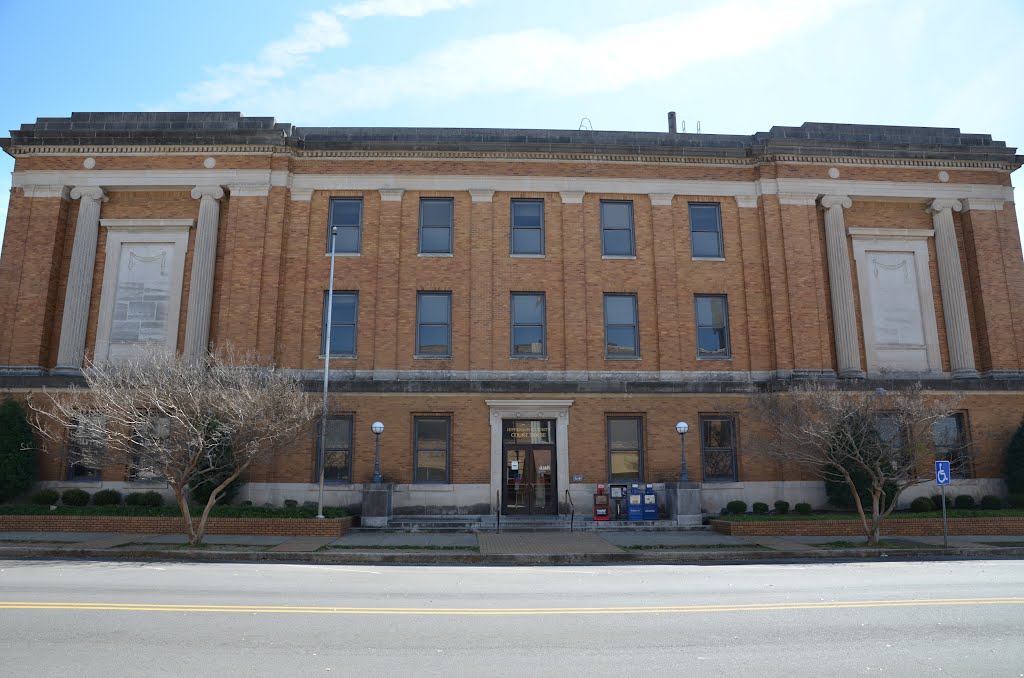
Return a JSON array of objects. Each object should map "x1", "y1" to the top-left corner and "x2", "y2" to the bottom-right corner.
[
  {"x1": 627, "y1": 483, "x2": 644, "y2": 521},
  {"x1": 643, "y1": 483, "x2": 658, "y2": 520}
]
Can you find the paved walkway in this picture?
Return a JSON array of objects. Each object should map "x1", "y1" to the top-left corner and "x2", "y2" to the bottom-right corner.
[{"x1": 479, "y1": 533, "x2": 623, "y2": 555}]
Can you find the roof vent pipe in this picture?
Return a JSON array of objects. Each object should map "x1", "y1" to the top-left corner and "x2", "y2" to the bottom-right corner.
[{"x1": 668, "y1": 111, "x2": 677, "y2": 134}]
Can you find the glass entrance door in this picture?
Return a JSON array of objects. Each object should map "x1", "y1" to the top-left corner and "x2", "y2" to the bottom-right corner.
[{"x1": 503, "y1": 445, "x2": 556, "y2": 515}]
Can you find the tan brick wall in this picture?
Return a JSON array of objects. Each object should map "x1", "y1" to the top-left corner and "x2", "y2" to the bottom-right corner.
[
  {"x1": 0, "y1": 514, "x2": 353, "y2": 536},
  {"x1": 710, "y1": 517, "x2": 1024, "y2": 537}
]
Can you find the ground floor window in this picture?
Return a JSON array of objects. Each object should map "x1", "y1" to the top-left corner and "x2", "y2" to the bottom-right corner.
[
  {"x1": 414, "y1": 416, "x2": 451, "y2": 483},
  {"x1": 607, "y1": 416, "x2": 643, "y2": 482},
  {"x1": 700, "y1": 415, "x2": 737, "y2": 482},
  {"x1": 67, "y1": 416, "x2": 102, "y2": 480},
  {"x1": 321, "y1": 415, "x2": 353, "y2": 483},
  {"x1": 933, "y1": 413, "x2": 971, "y2": 479}
]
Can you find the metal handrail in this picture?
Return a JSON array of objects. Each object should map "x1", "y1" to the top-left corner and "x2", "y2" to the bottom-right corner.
[
  {"x1": 565, "y1": 489, "x2": 575, "y2": 533},
  {"x1": 496, "y1": 490, "x2": 501, "y2": 534}
]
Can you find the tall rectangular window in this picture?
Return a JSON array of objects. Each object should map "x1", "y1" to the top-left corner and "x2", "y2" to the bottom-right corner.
[
  {"x1": 607, "y1": 416, "x2": 643, "y2": 482},
  {"x1": 328, "y1": 198, "x2": 363, "y2": 254},
  {"x1": 419, "y1": 198, "x2": 454, "y2": 254},
  {"x1": 511, "y1": 199, "x2": 544, "y2": 255},
  {"x1": 414, "y1": 416, "x2": 450, "y2": 483},
  {"x1": 128, "y1": 416, "x2": 168, "y2": 482},
  {"x1": 695, "y1": 294, "x2": 731, "y2": 358},
  {"x1": 689, "y1": 203, "x2": 723, "y2": 258},
  {"x1": 933, "y1": 413, "x2": 971, "y2": 479},
  {"x1": 322, "y1": 291, "x2": 358, "y2": 356},
  {"x1": 416, "y1": 292, "x2": 452, "y2": 357},
  {"x1": 604, "y1": 293, "x2": 639, "y2": 358},
  {"x1": 600, "y1": 200, "x2": 635, "y2": 256},
  {"x1": 320, "y1": 415, "x2": 353, "y2": 483},
  {"x1": 511, "y1": 293, "x2": 546, "y2": 357},
  {"x1": 700, "y1": 415, "x2": 737, "y2": 482},
  {"x1": 67, "y1": 415, "x2": 102, "y2": 480}
]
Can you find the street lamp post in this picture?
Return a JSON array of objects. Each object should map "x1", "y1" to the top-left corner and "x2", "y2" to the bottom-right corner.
[
  {"x1": 316, "y1": 226, "x2": 339, "y2": 519},
  {"x1": 371, "y1": 421, "x2": 384, "y2": 484},
  {"x1": 675, "y1": 421, "x2": 690, "y2": 483}
]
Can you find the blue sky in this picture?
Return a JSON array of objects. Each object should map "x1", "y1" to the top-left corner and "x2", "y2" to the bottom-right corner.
[{"x1": 1, "y1": 0, "x2": 1022, "y2": 253}]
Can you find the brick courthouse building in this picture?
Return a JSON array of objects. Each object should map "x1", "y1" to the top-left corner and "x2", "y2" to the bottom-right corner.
[{"x1": 1, "y1": 112, "x2": 1022, "y2": 519}]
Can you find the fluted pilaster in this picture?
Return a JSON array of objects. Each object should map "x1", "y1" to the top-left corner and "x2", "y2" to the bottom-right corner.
[
  {"x1": 820, "y1": 195, "x2": 863, "y2": 378},
  {"x1": 183, "y1": 185, "x2": 225, "y2": 362},
  {"x1": 928, "y1": 198, "x2": 977, "y2": 378},
  {"x1": 55, "y1": 186, "x2": 107, "y2": 372}
]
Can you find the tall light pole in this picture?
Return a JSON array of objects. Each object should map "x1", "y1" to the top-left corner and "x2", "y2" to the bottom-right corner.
[
  {"x1": 317, "y1": 226, "x2": 339, "y2": 519},
  {"x1": 371, "y1": 421, "x2": 384, "y2": 484},
  {"x1": 675, "y1": 421, "x2": 690, "y2": 483}
]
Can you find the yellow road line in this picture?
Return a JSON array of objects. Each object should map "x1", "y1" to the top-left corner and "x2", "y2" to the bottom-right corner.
[{"x1": 0, "y1": 597, "x2": 1021, "y2": 615}]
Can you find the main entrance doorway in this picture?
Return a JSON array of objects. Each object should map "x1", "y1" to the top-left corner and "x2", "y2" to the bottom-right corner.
[{"x1": 502, "y1": 419, "x2": 557, "y2": 515}]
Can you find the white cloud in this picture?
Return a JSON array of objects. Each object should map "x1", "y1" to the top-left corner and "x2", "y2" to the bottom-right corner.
[
  {"x1": 201, "y1": 0, "x2": 864, "y2": 120},
  {"x1": 175, "y1": 0, "x2": 475, "y2": 106}
]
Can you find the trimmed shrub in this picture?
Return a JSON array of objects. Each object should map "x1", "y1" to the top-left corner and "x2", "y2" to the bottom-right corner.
[
  {"x1": 61, "y1": 488, "x2": 91, "y2": 507},
  {"x1": 283, "y1": 499, "x2": 299, "y2": 509},
  {"x1": 979, "y1": 495, "x2": 1004, "y2": 510},
  {"x1": 0, "y1": 399, "x2": 35, "y2": 502},
  {"x1": 752, "y1": 502, "x2": 769, "y2": 514},
  {"x1": 954, "y1": 494, "x2": 975, "y2": 510},
  {"x1": 910, "y1": 497, "x2": 935, "y2": 513},
  {"x1": 125, "y1": 490, "x2": 163, "y2": 507},
  {"x1": 1006, "y1": 493, "x2": 1024, "y2": 509},
  {"x1": 794, "y1": 502, "x2": 813, "y2": 515},
  {"x1": 31, "y1": 489, "x2": 59, "y2": 505},
  {"x1": 92, "y1": 489, "x2": 122, "y2": 506},
  {"x1": 1006, "y1": 416, "x2": 1024, "y2": 494},
  {"x1": 774, "y1": 500, "x2": 790, "y2": 515},
  {"x1": 931, "y1": 494, "x2": 953, "y2": 510}
]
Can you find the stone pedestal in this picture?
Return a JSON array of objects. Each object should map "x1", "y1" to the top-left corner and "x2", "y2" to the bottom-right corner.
[
  {"x1": 360, "y1": 483, "x2": 393, "y2": 528},
  {"x1": 663, "y1": 482, "x2": 703, "y2": 527}
]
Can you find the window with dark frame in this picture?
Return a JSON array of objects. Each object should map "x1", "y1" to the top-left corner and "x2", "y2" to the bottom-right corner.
[
  {"x1": 511, "y1": 199, "x2": 544, "y2": 255},
  {"x1": 607, "y1": 416, "x2": 643, "y2": 483},
  {"x1": 604, "y1": 293, "x2": 639, "y2": 358},
  {"x1": 416, "y1": 292, "x2": 452, "y2": 357},
  {"x1": 419, "y1": 198, "x2": 454, "y2": 254},
  {"x1": 322, "y1": 291, "x2": 358, "y2": 357},
  {"x1": 320, "y1": 415, "x2": 353, "y2": 483},
  {"x1": 689, "y1": 202, "x2": 724, "y2": 258},
  {"x1": 128, "y1": 416, "x2": 167, "y2": 482},
  {"x1": 600, "y1": 200, "x2": 635, "y2": 256},
  {"x1": 695, "y1": 294, "x2": 731, "y2": 358},
  {"x1": 67, "y1": 416, "x2": 102, "y2": 481},
  {"x1": 327, "y1": 198, "x2": 363, "y2": 254},
  {"x1": 413, "y1": 416, "x2": 450, "y2": 483},
  {"x1": 933, "y1": 413, "x2": 971, "y2": 479},
  {"x1": 511, "y1": 293, "x2": 546, "y2": 357},
  {"x1": 700, "y1": 415, "x2": 738, "y2": 482}
]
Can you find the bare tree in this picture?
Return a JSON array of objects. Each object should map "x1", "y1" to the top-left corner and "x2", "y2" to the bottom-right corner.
[
  {"x1": 747, "y1": 381, "x2": 964, "y2": 545},
  {"x1": 30, "y1": 348, "x2": 317, "y2": 545}
]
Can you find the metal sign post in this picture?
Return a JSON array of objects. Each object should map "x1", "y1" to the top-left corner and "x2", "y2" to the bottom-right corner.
[{"x1": 935, "y1": 460, "x2": 951, "y2": 548}]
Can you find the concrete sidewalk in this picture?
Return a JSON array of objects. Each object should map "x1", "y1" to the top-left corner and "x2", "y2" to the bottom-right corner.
[{"x1": 2, "y1": 529, "x2": 1023, "y2": 564}]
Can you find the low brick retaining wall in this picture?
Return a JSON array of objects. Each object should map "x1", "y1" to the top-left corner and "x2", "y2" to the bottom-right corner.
[
  {"x1": 710, "y1": 517, "x2": 1024, "y2": 537},
  {"x1": 0, "y1": 515, "x2": 354, "y2": 537}
]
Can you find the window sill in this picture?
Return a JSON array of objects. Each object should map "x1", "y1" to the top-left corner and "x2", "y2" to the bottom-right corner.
[
  {"x1": 692, "y1": 256, "x2": 726, "y2": 262},
  {"x1": 697, "y1": 355, "x2": 733, "y2": 361},
  {"x1": 510, "y1": 354, "x2": 548, "y2": 360},
  {"x1": 324, "y1": 252, "x2": 361, "y2": 257},
  {"x1": 418, "y1": 252, "x2": 454, "y2": 258},
  {"x1": 414, "y1": 354, "x2": 453, "y2": 360},
  {"x1": 605, "y1": 356, "x2": 642, "y2": 361},
  {"x1": 602, "y1": 255, "x2": 637, "y2": 260},
  {"x1": 318, "y1": 354, "x2": 357, "y2": 360},
  {"x1": 511, "y1": 253, "x2": 545, "y2": 258}
]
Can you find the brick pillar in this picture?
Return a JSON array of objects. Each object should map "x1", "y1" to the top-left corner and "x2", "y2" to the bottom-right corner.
[
  {"x1": 55, "y1": 186, "x2": 107, "y2": 373},
  {"x1": 559, "y1": 191, "x2": 587, "y2": 372},
  {"x1": 373, "y1": 189, "x2": 404, "y2": 376},
  {"x1": 184, "y1": 185, "x2": 225, "y2": 361},
  {"x1": 928, "y1": 198, "x2": 978, "y2": 379},
  {"x1": 649, "y1": 194, "x2": 681, "y2": 372},
  {"x1": 820, "y1": 195, "x2": 863, "y2": 378},
  {"x1": 469, "y1": 190, "x2": 495, "y2": 373}
]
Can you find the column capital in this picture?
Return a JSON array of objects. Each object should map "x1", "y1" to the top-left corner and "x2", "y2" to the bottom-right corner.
[
  {"x1": 468, "y1": 189, "x2": 495, "y2": 203},
  {"x1": 69, "y1": 186, "x2": 107, "y2": 203},
  {"x1": 649, "y1": 193, "x2": 674, "y2": 206},
  {"x1": 820, "y1": 194, "x2": 852, "y2": 211},
  {"x1": 735, "y1": 195, "x2": 759, "y2": 209},
  {"x1": 927, "y1": 198, "x2": 962, "y2": 215},
  {"x1": 559, "y1": 191, "x2": 584, "y2": 204},
  {"x1": 378, "y1": 188, "x2": 404, "y2": 202},
  {"x1": 191, "y1": 185, "x2": 225, "y2": 201}
]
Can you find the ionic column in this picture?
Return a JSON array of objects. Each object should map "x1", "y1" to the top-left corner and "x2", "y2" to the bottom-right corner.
[
  {"x1": 820, "y1": 195, "x2": 863, "y2": 378},
  {"x1": 183, "y1": 185, "x2": 225, "y2": 361},
  {"x1": 928, "y1": 198, "x2": 978, "y2": 378},
  {"x1": 55, "y1": 186, "x2": 107, "y2": 372}
]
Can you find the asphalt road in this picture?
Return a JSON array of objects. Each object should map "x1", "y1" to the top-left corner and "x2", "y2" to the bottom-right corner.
[{"x1": 1, "y1": 558, "x2": 1022, "y2": 677}]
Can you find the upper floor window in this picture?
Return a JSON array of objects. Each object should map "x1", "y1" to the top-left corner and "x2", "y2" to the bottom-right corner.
[
  {"x1": 322, "y1": 291, "x2": 358, "y2": 357},
  {"x1": 933, "y1": 413, "x2": 971, "y2": 479},
  {"x1": 416, "y1": 292, "x2": 452, "y2": 357},
  {"x1": 608, "y1": 416, "x2": 643, "y2": 483},
  {"x1": 420, "y1": 198, "x2": 454, "y2": 254},
  {"x1": 320, "y1": 415, "x2": 353, "y2": 483},
  {"x1": 601, "y1": 200, "x2": 635, "y2": 256},
  {"x1": 604, "y1": 293, "x2": 639, "y2": 358},
  {"x1": 328, "y1": 198, "x2": 363, "y2": 254},
  {"x1": 689, "y1": 203, "x2": 723, "y2": 258},
  {"x1": 511, "y1": 293, "x2": 546, "y2": 357},
  {"x1": 695, "y1": 294, "x2": 731, "y2": 358},
  {"x1": 511, "y1": 199, "x2": 545, "y2": 255},
  {"x1": 414, "y1": 416, "x2": 451, "y2": 483},
  {"x1": 700, "y1": 415, "x2": 738, "y2": 482}
]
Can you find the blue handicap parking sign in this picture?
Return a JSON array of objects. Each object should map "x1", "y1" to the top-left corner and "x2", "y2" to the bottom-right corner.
[{"x1": 935, "y1": 461, "x2": 951, "y2": 485}]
